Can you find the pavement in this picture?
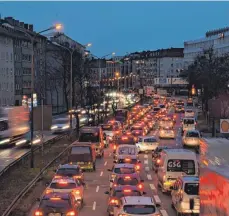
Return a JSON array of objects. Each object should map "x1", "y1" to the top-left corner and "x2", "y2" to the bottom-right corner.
[{"x1": 28, "y1": 107, "x2": 184, "y2": 216}]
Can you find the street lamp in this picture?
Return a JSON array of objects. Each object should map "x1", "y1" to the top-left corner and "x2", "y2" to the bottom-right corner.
[
  {"x1": 15, "y1": 23, "x2": 62, "y2": 168},
  {"x1": 52, "y1": 41, "x2": 92, "y2": 129}
]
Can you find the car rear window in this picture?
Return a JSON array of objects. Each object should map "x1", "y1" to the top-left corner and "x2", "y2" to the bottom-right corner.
[
  {"x1": 114, "y1": 167, "x2": 135, "y2": 174},
  {"x1": 118, "y1": 159, "x2": 138, "y2": 164},
  {"x1": 153, "y1": 107, "x2": 160, "y2": 111},
  {"x1": 40, "y1": 199, "x2": 71, "y2": 209},
  {"x1": 50, "y1": 182, "x2": 77, "y2": 189},
  {"x1": 186, "y1": 110, "x2": 193, "y2": 113},
  {"x1": 113, "y1": 190, "x2": 141, "y2": 198},
  {"x1": 184, "y1": 183, "x2": 199, "y2": 195},
  {"x1": 56, "y1": 168, "x2": 80, "y2": 175},
  {"x1": 118, "y1": 147, "x2": 137, "y2": 155},
  {"x1": 186, "y1": 132, "x2": 199, "y2": 138},
  {"x1": 183, "y1": 119, "x2": 195, "y2": 124},
  {"x1": 123, "y1": 205, "x2": 156, "y2": 214},
  {"x1": 117, "y1": 178, "x2": 138, "y2": 185}
]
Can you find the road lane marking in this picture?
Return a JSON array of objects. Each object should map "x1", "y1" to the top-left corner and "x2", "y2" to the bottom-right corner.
[
  {"x1": 144, "y1": 160, "x2": 148, "y2": 164},
  {"x1": 147, "y1": 174, "x2": 152, "y2": 180},
  {"x1": 104, "y1": 161, "x2": 107, "y2": 166},
  {"x1": 149, "y1": 184, "x2": 156, "y2": 190},
  {"x1": 92, "y1": 201, "x2": 96, "y2": 210},
  {"x1": 100, "y1": 171, "x2": 103, "y2": 176},
  {"x1": 96, "y1": 186, "x2": 99, "y2": 192},
  {"x1": 153, "y1": 195, "x2": 161, "y2": 204},
  {"x1": 145, "y1": 167, "x2": 150, "y2": 171},
  {"x1": 144, "y1": 155, "x2": 148, "y2": 159},
  {"x1": 160, "y1": 210, "x2": 169, "y2": 216}
]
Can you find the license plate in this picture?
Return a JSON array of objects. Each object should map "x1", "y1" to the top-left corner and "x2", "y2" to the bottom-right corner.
[{"x1": 48, "y1": 213, "x2": 61, "y2": 216}]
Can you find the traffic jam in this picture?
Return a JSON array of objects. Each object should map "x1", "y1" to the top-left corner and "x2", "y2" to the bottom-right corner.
[{"x1": 32, "y1": 96, "x2": 200, "y2": 216}]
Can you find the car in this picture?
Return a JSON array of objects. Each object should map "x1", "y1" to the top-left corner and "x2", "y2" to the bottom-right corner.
[
  {"x1": 15, "y1": 132, "x2": 41, "y2": 147},
  {"x1": 51, "y1": 117, "x2": 73, "y2": 134},
  {"x1": 136, "y1": 136, "x2": 159, "y2": 153},
  {"x1": 113, "y1": 196, "x2": 161, "y2": 216},
  {"x1": 114, "y1": 155, "x2": 141, "y2": 171},
  {"x1": 114, "y1": 144, "x2": 138, "y2": 162},
  {"x1": 44, "y1": 177, "x2": 84, "y2": 206},
  {"x1": 159, "y1": 117, "x2": 174, "y2": 129},
  {"x1": 54, "y1": 164, "x2": 84, "y2": 182},
  {"x1": 171, "y1": 176, "x2": 200, "y2": 215},
  {"x1": 113, "y1": 135, "x2": 136, "y2": 153},
  {"x1": 175, "y1": 105, "x2": 184, "y2": 113},
  {"x1": 34, "y1": 192, "x2": 79, "y2": 216},
  {"x1": 110, "y1": 173, "x2": 144, "y2": 191},
  {"x1": 100, "y1": 123, "x2": 116, "y2": 141},
  {"x1": 159, "y1": 127, "x2": 175, "y2": 139},
  {"x1": 182, "y1": 118, "x2": 196, "y2": 135},
  {"x1": 185, "y1": 109, "x2": 195, "y2": 118},
  {"x1": 105, "y1": 186, "x2": 146, "y2": 216},
  {"x1": 182, "y1": 129, "x2": 201, "y2": 149}
]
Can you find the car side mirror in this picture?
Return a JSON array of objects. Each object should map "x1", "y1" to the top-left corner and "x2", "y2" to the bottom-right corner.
[
  {"x1": 104, "y1": 191, "x2": 109, "y2": 194},
  {"x1": 156, "y1": 203, "x2": 161, "y2": 208},
  {"x1": 107, "y1": 169, "x2": 112, "y2": 172}
]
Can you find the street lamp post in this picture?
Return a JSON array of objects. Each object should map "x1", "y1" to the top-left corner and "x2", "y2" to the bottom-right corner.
[{"x1": 16, "y1": 24, "x2": 62, "y2": 168}]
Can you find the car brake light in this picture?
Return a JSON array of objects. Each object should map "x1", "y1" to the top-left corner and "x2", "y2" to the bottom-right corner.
[
  {"x1": 135, "y1": 165, "x2": 140, "y2": 170},
  {"x1": 125, "y1": 158, "x2": 131, "y2": 162},
  {"x1": 45, "y1": 189, "x2": 53, "y2": 194},
  {"x1": 138, "y1": 184, "x2": 143, "y2": 189},
  {"x1": 73, "y1": 189, "x2": 80, "y2": 195},
  {"x1": 122, "y1": 137, "x2": 128, "y2": 140},
  {"x1": 73, "y1": 175, "x2": 81, "y2": 179},
  {"x1": 113, "y1": 145, "x2": 117, "y2": 150},
  {"x1": 123, "y1": 189, "x2": 131, "y2": 193},
  {"x1": 156, "y1": 159, "x2": 160, "y2": 164},
  {"x1": 54, "y1": 175, "x2": 62, "y2": 179},
  {"x1": 58, "y1": 181, "x2": 68, "y2": 185},
  {"x1": 66, "y1": 210, "x2": 76, "y2": 216},
  {"x1": 113, "y1": 184, "x2": 117, "y2": 187},
  {"x1": 50, "y1": 197, "x2": 61, "y2": 200},
  {"x1": 34, "y1": 210, "x2": 43, "y2": 216},
  {"x1": 110, "y1": 199, "x2": 119, "y2": 205},
  {"x1": 124, "y1": 176, "x2": 131, "y2": 179}
]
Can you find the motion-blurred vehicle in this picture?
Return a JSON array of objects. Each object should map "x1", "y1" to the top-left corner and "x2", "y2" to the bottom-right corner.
[
  {"x1": 45, "y1": 177, "x2": 84, "y2": 206},
  {"x1": 15, "y1": 132, "x2": 42, "y2": 147},
  {"x1": 34, "y1": 192, "x2": 79, "y2": 216},
  {"x1": 159, "y1": 127, "x2": 175, "y2": 139},
  {"x1": 171, "y1": 176, "x2": 200, "y2": 215},
  {"x1": 78, "y1": 126, "x2": 105, "y2": 158},
  {"x1": 105, "y1": 186, "x2": 145, "y2": 216},
  {"x1": 113, "y1": 196, "x2": 161, "y2": 216},
  {"x1": 68, "y1": 142, "x2": 96, "y2": 171},
  {"x1": 51, "y1": 117, "x2": 73, "y2": 134},
  {"x1": 54, "y1": 164, "x2": 84, "y2": 182},
  {"x1": 182, "y1": 130, "x2": 201, "y2": 149},
  {"x1": 136, "y1": 136, "x2": 159, "y2": 153}
]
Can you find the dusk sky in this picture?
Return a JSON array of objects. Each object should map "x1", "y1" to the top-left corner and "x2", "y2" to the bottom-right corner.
[{"x1": 1, "y1": 1, "x2": 229, "y2": 56}]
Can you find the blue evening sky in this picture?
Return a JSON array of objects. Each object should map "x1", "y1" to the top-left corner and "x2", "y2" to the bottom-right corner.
[{"x1": 0, "y1": 1, "x2": 228, "y2": 56}]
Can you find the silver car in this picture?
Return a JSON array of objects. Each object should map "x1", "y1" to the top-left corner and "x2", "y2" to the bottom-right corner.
[{"x1": 182, "y1": 130, "x2": 201, "y2": 148}]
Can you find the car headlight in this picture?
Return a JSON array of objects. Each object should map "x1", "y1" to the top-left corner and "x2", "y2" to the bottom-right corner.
[
  {"x1": 62, "y1": 125, "x2": 70, "y2": 129},
  {"x1": 33, "y1": 139, "x2": 41, "y2": 144},
  {"x1": 51, "y1": 125, "x2": 58, "y2": 130}
]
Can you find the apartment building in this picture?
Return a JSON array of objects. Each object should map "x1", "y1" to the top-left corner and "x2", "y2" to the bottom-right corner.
[{"x1": 184, "y1": 27, "x2": 229, "y2": 68}]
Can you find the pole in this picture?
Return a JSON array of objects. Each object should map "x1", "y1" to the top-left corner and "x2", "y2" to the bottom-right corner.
[
  {"x1": 70, "y1": 51, "x2": 73, "y2": 129},
  {"x1": 30, "y1": 38, "x2": 35, "y2": 168},
  {"x1": 41, "y1": 98, "x2": 44, "y2": 164}
]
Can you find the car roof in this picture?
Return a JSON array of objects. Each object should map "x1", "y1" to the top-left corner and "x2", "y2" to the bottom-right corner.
[
  {"x1": 51, "y1": 177, "x2": 76, "y2": 183},
  {"x1": 58, "y1": 164, "x2": 80, "y2": 169},
  {"x1": 42, "y1": 192, "x2": 70, "y2": 200},
  {"x1": 114, "y1": 163, "x2": 135, "y2": 168},
  {"x1": 122, "y1": 196, "x2": 155, "y2": 205},
  {"x1": 180, "y1": 176, "x2": 199, "y2": 183},
  {"x1": 115, "y1": 173, "x2": 140, "y2": 178},
  {"x1": 185, "y1": 129, "x2": 200, "y2": 133},
  {"x1": 162, "y1": 148, "x2": 196, "y2": 156}
]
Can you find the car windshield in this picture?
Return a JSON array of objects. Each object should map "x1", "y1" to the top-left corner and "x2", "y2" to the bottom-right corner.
[
  {"x1": 40, "y1": 199, "x2": 70, "y2": 209},
  {"x1": 78, "y1": 133, "x2": 99, "y2": 142},
  {"x1": 167, "y1": 159, "x2": 195, "y2": 175},
  {"x1": 186, "y1": 132, "x2": 199, "y2": 138},
  {"x1": 113, "y1": 190, "x2": 141, "y2": 198},
  {"x1": 184, "y1": 183, "x2": 199, "y2": 195},
  {"x1": 118, "y1": 147, "x2": 137, "y2": 155},
  {"x1": 186, "y1": 110, "x2": 193, "y2": 113},
  {"x1": 114, "y1": 167, "x2": 135, "y2": 174},
  {"x1": 123, "y1": 205, "x2": 156, "y2": 214},
  {"x1": 53, "y1": 119, "x2": 69, "y2": 124},
  {"x1": 56, "y1": 168, "x2": 80, "y2": 175},
  {"x1": 117, "y1": 178, "x2": 139, "y2": 185},
  {"x1": 183, "y1": 119, "x2": 195, "y2": 124},
  {"x1": 101, "y1": 125, "x2": 113, "y2": 131},
  {"x1": 50, "y1": 182, "x2": 77, "y2": 189},
  {"x1": 153, "y1": 108, "x2": 160, "y2": 111}
]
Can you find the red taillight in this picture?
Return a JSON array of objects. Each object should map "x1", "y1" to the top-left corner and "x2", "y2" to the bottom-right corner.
[
  {"x1": 73, "y1": 189, "x2": 80, "y2": 195},
  {"x1": 34, "y1": 210, "x2": 43, "y2": 216},
  {"x1": 135, "y1": 165, "x2": 140, "y2": 170},
  {"x1": 138, "y1": 184, "x2": 143, "y2": 189},
  {"x1": 113, "y1": 145, "x2": 117, "y2": 150},
  {"x1": 66, "y1": 211, "x2": 76, "y2": 216},
  {"x1": 124, "y1": 176, "x2": 131, "y2": 180},
  {"x1": 73, "y1": 175, "x2": 81, "y2": 179},
  {"x1": 113, "y1": 184, "x2": 117, "y2": 187},
  {"x1": 110, "y1": 199, "x2": 119, "y2": 205},
  {"x1": 54, "y1": 175, "x2": 62, "y2": 179},
  {"x1": 156, "y1": 159, "x2": 160, "y2": 164}
]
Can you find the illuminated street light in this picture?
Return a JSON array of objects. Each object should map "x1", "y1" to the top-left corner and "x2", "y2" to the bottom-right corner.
[{"x1": 55, "y1": 23, "x2": 63, "y2": 30}]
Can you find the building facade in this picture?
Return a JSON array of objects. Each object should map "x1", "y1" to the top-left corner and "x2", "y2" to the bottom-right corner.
[{"x1": 184, "y1": 27, "x2": 229, "y2": 68}]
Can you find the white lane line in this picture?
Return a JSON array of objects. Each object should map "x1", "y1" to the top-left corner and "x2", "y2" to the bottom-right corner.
[
  {"x1": 147, "y1": 174, "x2": 152, "y2": 180},
  {"x1": 92, "y1": 201, "x2": 96, "y2": 210},
  {"x1": 104, "y1": 161, "x2": 107, "y2": 166},
  {"x1": 145, "y1": 167, "x2": 150, "y2": 171},
  {"x1": 153, "y1": 195, "x2": 161, "y2": 204},
  {"x1": 144, "y1": 154, "x2": 148, "y2": 159},
  {"x1": 144, "y1": 160, "x2": 148, "y2": 164},
  {"x1": 149, "y1": 184, "x2": 156, "y2": 190},
  {"x1": 100, "y1": 171, "x2": 103, "y2": 176},
  {"x1": 96, "y1": 186, "x2": 99, "y2": 192},
  {"x1": 160, "y1": 210, "x2": 169, "y2": 216}
]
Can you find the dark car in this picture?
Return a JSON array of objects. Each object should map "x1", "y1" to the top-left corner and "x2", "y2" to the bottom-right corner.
[{"x1": 34, "y1": 192, "x2": 79, "y2": 216}]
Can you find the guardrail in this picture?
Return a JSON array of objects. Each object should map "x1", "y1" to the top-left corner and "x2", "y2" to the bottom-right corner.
[
  {"x1": 2, "y1": 138, "x2": 72, "y2": 216},
  {"x1": 0, "y1": 132, "x2": 67, "y2": 179}
]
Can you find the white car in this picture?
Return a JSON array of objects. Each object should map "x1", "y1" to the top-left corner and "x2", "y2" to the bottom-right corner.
[
  {"x1": 136, "y1": 136, "x2": 159, "y2": 152},
  {"x1": 113, "y1": 196, "x2": 161, "y2": 216},
  {"x1": 51, "y1": 117, "x2": 75, "y2": 134},
  {"x1": 185, "y1": 109, "x2": 195, "y2": 118},
  {"x1": 182, "y1": 130, "x2": 201, "y2": 148},
  {"x1": 159, "y1": 128, "x2": 175, "y2": 139}
]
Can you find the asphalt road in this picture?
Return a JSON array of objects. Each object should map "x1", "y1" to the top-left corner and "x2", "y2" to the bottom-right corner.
[{"x1": 28, "y1": 108, "x2": 184, "y2": 216}]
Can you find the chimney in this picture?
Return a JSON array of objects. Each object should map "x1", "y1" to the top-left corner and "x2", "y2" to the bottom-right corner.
[
  {"x1": 28, "y1": 24, "x2": 33, "y2": 32},
  {"x1": 19, "y1": 22, "x2": 24, "y2": 28}
]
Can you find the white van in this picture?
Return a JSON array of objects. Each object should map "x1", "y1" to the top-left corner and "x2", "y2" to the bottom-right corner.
[
  {"x1": 182, "y1": 117, "x2": 196, "y2": 134},
  {"x1": 114, "y1": 144, "x2": 138, "y2": 162},
  {"x1": 157, "y1": 149, "x2": 198, "y2": 193}
]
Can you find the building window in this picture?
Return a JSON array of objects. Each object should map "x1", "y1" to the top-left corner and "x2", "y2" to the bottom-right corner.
[{"x1": 10, "y1": 53, "x2": 13, "y2": 61}]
